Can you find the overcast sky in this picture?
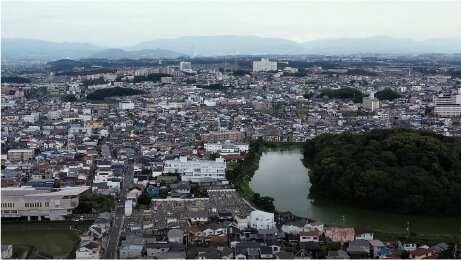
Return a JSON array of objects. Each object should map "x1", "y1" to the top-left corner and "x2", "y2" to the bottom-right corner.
[{"x1": 2, "y1": 1, "x2": 461, "y2": 48}]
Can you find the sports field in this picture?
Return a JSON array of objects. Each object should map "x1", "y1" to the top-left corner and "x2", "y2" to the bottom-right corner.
[{"x1": 1, "y1": 229, "x2": 81, "y2": 259}]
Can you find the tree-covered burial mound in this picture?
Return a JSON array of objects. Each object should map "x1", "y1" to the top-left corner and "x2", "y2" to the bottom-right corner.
[{"x1": 304, "y1": 128, "x2": 461, "y2": 216}]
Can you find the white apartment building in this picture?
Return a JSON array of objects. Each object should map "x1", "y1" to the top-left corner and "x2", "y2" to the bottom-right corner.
[
  {"x1": 434, "y1": 89, "x2": 461, "y2": 117},
  {"x1": 119, "y1": 101, "x2": 135, "y2": 110},
  {"x1": 180, "y1": 61, "x2": 192, "y2": 72},
  {"x1": 163, "y1": 156, "x2": 226, "y2": 182},
  {"x1": 47, "y1": 110, "x2": 62, "y2": 120},
  {"x1": 253, "y1": 58, "x2": 277, "y2": 72},
  {"x1": 204, "y1": 142, "x2": 249, "y2": 154},
  {"x1": 1, "y1": 186, "x2": 89, "y2": 221},
  {"x1": 362, "y1": 97, "x2": 380, "y2": 111},
  {"x1": 247, "y1": 210, "x2": 276, "y2": 230}
]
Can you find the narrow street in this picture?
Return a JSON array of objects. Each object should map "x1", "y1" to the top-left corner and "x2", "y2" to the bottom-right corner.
[{"x1": 104, "y1": 162, "x2": 133, "y2": 259}]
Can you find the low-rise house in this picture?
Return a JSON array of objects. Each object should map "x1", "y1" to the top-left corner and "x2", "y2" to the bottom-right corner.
[
  {"x1": 326, "y1": 250, "x2": 350, "y2": 259},
  {"x1": 190, "y1": 211, "x2": 208, "y2": 224},
  {"x1": 210, "y1": 236, "x2": 229, "y2": 250},
  {"x1": 398, "y1": 237, "x2": 417, "y2": 252},
  {"x1": 347, "y1": 247, "x2": 369, "y2": 259},
  {"x1": 378, "y1": 248, "x2": 401, "y2": 258},
  {"x1": 93, "y1": 217, "x2": 111, "y2": 230},
  {"x1": 348, "y1": 239, "x2": 370, "y2": 254},
  {"x1": 330, "y1": 228, "x2": 355, "y2": 243},
  {"x1": 234, "y1": 214, "x2": 249, "y2": 230},
  {"x1": 235, "y1": 241, "x2": 261, "y2": 259},
  {"x1": 354, "y1": 227, "x2": 374, "y2": 240},
  {"x1": 75, "y1": 241, "x2": 102, "y2": 259},
  {"x1": 369, "y1": 240, "x2": 385, "y2": 257},
  {"x1": 157, "y1": 251, "x2": 186, "y2": 259},
  {"x1": 218, "y1": 212, "x2": 234, "y2": 221},
  {"x1": 260, "y1": 246, "x2": 274, "y2": 259},
  {"x1": 1, "y1": 245, "x2": 13, "y2": 259},
  {"x1": 305, "y1": 221, "x2": 324, "y2": 232},
  {"x1": 167, "y1": 229, "x2": 184, "y2": 244},
  {"x1": 145, "y1": 242, "x2": 171, "y2": 257},
  {"x1": 409, "y1": 248, "x2": 435, "y2": 259},
  {"x1": 119, "y1": 244, "x2": 144, "y2": 259},
  {"x1": 299, "y1": 230, "x2": 320, "y2": 242},
  {"x1": 281, "y1": 219, "x2": 308, "y2": 235},
  {"x1": 429, "y1": 242, "x2": 448, "y2": 254}
]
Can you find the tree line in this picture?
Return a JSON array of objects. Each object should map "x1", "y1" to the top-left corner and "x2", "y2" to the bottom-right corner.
[
  {"x1": 1, "y1": 76, "x2": 31, "y2": 83},
  {"x1": 86, "y1": 87, "x2": 146, "y2": 100},
  {"x1": 226, "y1": 139, "x2": 276, "y2": 212},
  {"x1": 320, "y1": 87, "x2": 363, "y2": 103},
  {"x1": 304, "y1": 128, "x2": 461, "y2": 216}
]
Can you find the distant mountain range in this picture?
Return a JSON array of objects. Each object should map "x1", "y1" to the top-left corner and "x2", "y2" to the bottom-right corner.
[
  {"x1": 1, "y1": 38, "x2": 104, "y2": 61},
  {"x1": 3, "y1": 36, "x2": 461, "y2": 61},
  {"x1": 90, "y1": 48, "x2": 184, "y2": 59}
]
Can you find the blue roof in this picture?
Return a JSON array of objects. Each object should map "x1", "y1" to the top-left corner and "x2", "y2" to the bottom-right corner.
[{"x1": 378, "y1": 248, "x2": 401, "y2": 255}]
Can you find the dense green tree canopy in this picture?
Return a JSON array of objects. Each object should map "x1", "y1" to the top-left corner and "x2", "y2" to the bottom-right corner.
[
  {"x1": 87, "y1": 87, "x2": 145, "y2": 100},
  {"x1": 375, "y1": 88, "x2": 400, "y2": 100},
  {"x1": 1, "y1": 76, "x2": 31, "y2": 83},
  {"x1": 320, "y1": 87, "x2": 363, "y2": 103},
  {"x1": 133, "y1": 73, "x2": 171, "y2": 83},
  {"x1": 304, "y1": 128, "x2": 461, "y2": 216}
]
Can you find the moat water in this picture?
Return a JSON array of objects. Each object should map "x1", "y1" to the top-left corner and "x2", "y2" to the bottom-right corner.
[{"x1": 249, "y1": 148, "x2": 461, "y2": 236}]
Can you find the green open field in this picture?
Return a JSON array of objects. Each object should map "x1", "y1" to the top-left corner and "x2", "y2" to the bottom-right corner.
[{"x1": 1, "y1": 229, "x2": 81, "y2": 259}]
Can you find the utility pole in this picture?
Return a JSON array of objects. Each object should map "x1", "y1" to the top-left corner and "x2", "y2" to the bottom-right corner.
[
  {"x1": 407, "y1": 221, "x2": 410, "y2": 238},
  {"x1": 342, "y1": 215, "x2": 345, "y2": 227}
]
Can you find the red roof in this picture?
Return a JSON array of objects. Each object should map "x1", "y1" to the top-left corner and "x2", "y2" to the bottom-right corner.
[
  {"x1": 189, "y1": 226, "x2": 201, "y2": 233},
  {"x1": 221, "y1": 155, "x2": 245, "y2": 160},
  {"x1": 210, "y1": 236, "x2": 228, "y2": 242},
  {"x1": 410, "y1": 249, "x2": 433, "y2": 257},
  {"x1": 300, "y1": 231, "x2": 320, "y2": 237},
  {"x1": 422, "y1": 254, "x2": 438, "y2": 259}
]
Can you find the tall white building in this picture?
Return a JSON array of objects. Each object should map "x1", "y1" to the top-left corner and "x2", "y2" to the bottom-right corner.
[
  {"x1": 163, "y1": 156, "x2": 226, "y2": 182},
  {"x1": 253, "y1": 58, "x2": 277, "y2": 72},
  {"x1": 247, "y1": 210, "x2": 276, "y2": 230},
  {"x1": 362, "y1": 97, "x2": 380, "y2": 111},
  {"x1": 180, "y1": 61, "x2": 192, "y2": 72},
  {"x1": 119, "y1": 101, "x2": 134, "y2": 110},
  {"x1": 434, "y1": 88, "x2": 461, "y2": 117}
]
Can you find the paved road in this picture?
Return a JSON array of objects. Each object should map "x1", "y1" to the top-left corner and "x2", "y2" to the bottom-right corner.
[{"x1": 104, "y1": 162, "x2": 133, "y2": 259}]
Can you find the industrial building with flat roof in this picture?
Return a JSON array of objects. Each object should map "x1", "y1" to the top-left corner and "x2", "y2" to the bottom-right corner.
[{"x1": 1, "y1": 186, "x2": 89, "y2": 221}]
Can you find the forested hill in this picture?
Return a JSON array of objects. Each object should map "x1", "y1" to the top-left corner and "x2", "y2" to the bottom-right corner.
[{"x1": 304, "y1": 128, "x2": 461, "y2": 216}]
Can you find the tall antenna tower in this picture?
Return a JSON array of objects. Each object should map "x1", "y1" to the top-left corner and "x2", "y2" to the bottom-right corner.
[
  {"x1": 190, "y1": 46, "x2": 195, "y2": 59},
  {"x1": 233, "y1": 48, "x2": 238, "y2": 69}
]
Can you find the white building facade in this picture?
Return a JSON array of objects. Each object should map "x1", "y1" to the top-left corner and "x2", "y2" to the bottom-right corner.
[
  {"x1": 1, "y1": 186, "x2": 89, "y2": 221},
  {"x1": 163, "y1": 156, "x2": 226, "y2": 182},
  {"x1": 119, "y1": 101, "x2": 135, "y2": 110},
  {"x1": 204, "y1": 142, "x2": 249, "y2": 154},
  {"x1": 247, "y1": 210, "x2": 276, "y2": 230},
  {"x1": 253, "y1": 58, "x2": 277, "y2": 72}
]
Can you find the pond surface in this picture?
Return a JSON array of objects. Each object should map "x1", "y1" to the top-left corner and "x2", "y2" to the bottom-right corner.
[{"x1": 249, "y1": 148, "x2": 461, "y2": 236}]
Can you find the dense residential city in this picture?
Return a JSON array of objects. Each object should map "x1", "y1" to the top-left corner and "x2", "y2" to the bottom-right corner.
[{"x1": 2, "y1": 53, "x2": 461, "y2": 259}]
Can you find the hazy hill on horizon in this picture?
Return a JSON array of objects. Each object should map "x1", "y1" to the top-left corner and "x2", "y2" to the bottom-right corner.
[{"x1": 3, "y1": 35, "x2": 461, "y2": 61}]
